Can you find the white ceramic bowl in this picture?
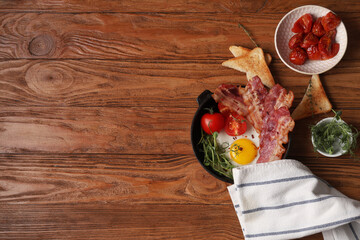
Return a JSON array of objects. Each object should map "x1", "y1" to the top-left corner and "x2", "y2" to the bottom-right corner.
[
  {"x1": 311, "y1": 117, "x2": 349, "y2": 157},
  {"x1": 275, "y1": 5, "x2": 347, "y2": 75}
]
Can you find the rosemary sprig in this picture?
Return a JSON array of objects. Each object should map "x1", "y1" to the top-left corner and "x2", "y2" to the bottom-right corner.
[
  {"x1": 311, "y1": 110, "x2": 359, "y2": 156},
  {"x1": 306, "y1": 77, "x2": 314, "y2": 115},
  {"x1": 238, "y1": 23, "x2": 258, "y2": 48},
  {"x1": 199, "y1": 130, "x2": 235, "y2": 179}
]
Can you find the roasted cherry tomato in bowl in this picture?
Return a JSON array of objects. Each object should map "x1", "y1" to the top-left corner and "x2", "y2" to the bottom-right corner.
[
  {"x1": 275, "y1": 5, "x2": 346, "y2": 74},
  {"x1": 321, "y1": 43, "x2": 339, "y2": 60},
  {"x1": 321, "y1": 12, "x2": 341, "y2": 32},
  {"x1": 200, "y1": 111, "x2": 225, "y2": 135},
  {"x1": 318, "y1": 30, "x2": 339, "y2": 60},
  {"x1": 306, "y1": 45, "x2": 322, "y2": 60},
  {"x1": 300, "y1": 32, "x2": 319, "y2": 49},
  {"x1": 288, "y1": 33, "x2": 304, "y2": 49},
  {"x1": 224, "y1": 112, "x2": 247, "y2": 136},
  {"x1": 292, "y1": 13, "x2": 313, "y2": 33},
  {"x1": 289, "y1": 47, "x2": 308, "y2": 65},
  {"x1": 312, "y1": 17, "x2": 326, "y2": 37}
]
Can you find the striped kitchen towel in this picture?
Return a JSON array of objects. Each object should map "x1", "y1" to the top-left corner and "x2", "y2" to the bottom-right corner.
[{"x1": 228, "y1": 159, "x2": 360, "y2": 240}]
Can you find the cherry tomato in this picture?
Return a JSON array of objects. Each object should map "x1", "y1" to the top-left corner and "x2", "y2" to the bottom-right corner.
[
  {"x1": 224, "y1": 112, "x2": 247, "y2": 136},
  {"x1": 201, "y1": 112, "x2": 225, "y2": 135},
  {"x1": 326, "y1": 29, "x2": 337, "y2": 40},
  {"x1": 300, "y1": 32, "x2": 319, "y2": 49},
  {"x1": 288, "y1": 33, "x2": 304, "y2": 49},
  {"x1": 321, "y1": 43, "x2": 339, "y2": 60},
  {"x1": 321, "y1": 12, "x2": 341, "y2": 32},
  {"x1": 318, "y1": 30, "x2": 338, "y2": 59},
  {"x1": 306, "y1": 45, "x2": 321, "y2": 60},
  {"x1": 330, "y1": 43, "x2": 340, "y2": 59},
  {"x1": 289, "y1": 47, "x2": 308, "y2": 65},
  {"x1": 292, "y1": 14, "x2": 313, "y2": 34},
  {"x1": 217, "y1": 102, "x2": 230, "y2": 117},
  {"x1": 312, "y1": 17, "x2": 326, "y2": 37}
]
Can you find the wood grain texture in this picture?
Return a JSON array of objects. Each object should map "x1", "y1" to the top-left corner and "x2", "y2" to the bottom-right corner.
[
  {"x1": 0, "y1": 154, "x2": 358, "y2": 204},
  {"x1": 1, "y1": 106, "x2": 360, "y2": 158},
  {"x1": 1, "y1": 1, "x2": 360, "y2": 240},
  {"x1": 0, "y1": 13, "x2": 359, "y2": 61},
  {"x1": 0, "y1": 154, "x2": 230, "y2": 204},
  {"x1": 0, "y1": 203, "x2": 325, "y2": 240},
  {"x1": 0, "y1": 0, "x2": 358, "y2": 14},
  {"x1": 0, "y1": 59, "x2": 359, "y2": 108},
  {"x1": 0, "y1": 203, "x2": 244, "y2": 240},
  {"x1": 0, "y1": 106, "x2": 192, "y2": 154},
  {"x1": 0, "y1": 12, "x2": 277, "y2": 59}
]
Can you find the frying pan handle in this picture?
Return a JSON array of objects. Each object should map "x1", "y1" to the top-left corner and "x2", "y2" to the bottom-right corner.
[{"x1": 196, "y1": 90, "x2": 213, "y2": 106}]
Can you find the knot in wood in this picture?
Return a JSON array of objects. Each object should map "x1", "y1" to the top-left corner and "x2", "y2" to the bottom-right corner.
[
  {"x1": 25, "y1": 62, "x2": 74, "y2": 96},
  {"x1": 28, "y1": 34, "x2": 55, "y2": 56}
]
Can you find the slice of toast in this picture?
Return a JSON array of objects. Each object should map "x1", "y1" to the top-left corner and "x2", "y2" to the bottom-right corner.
[
  {"x1": 229, "y1": 46, "x2": 272, "y2": 65},
  {"x1": 291, "y1": 74, "x2": 332, "y2": 121},
  {"x1": 222, "y1": 47, "x2": 275, "y2": 88}
]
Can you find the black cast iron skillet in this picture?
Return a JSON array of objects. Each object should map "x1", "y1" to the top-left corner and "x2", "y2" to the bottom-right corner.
[{"x1": 191, "y1": 90, "x2": 292, "y2": 184}]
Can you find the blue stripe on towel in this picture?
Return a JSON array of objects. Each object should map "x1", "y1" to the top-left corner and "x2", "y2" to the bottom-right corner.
[
  {"x1": 242, "y1": 195, "x2": 338, "y2": 214},
  {"x1": 236, "y1": 175, "x2": 316, "y2": 188},
  {"x1": 349, "y1": 223, "x2": 359, "y2": 240},
  {"x1": 236, "y1": 175, "x2": 331, "y2": 188},
  {"x1": 245, "y1": 215, "x2": 360, "y2": 238}
]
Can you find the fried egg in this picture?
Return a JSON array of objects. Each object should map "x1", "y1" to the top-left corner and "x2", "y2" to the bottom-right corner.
[{"x1": 216, "y1": 119, "x2": 260, "y2": 166}]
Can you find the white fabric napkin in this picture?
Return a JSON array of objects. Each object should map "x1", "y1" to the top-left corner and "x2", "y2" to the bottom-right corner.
[{"x1": 228, "y1": 159, "x2": 360, "y2": 240}]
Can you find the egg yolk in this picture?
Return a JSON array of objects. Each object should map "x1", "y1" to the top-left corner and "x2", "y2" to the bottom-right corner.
[{"x1": 230, "y1": 139, "x2": 258, "y2": 165}]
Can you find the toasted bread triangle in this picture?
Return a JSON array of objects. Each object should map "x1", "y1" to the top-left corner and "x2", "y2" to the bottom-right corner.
[
  {"x1": 291, "y1": 74, "x2": 332, "y2": 121},
  {"x1": 229, "y1": 46, "x2": 272, "y2": 65},
  {"x1": 222, "y1": 47, "x2": 275, "y2": 88}
]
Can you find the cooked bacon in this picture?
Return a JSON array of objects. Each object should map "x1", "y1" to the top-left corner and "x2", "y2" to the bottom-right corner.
[
  {"x1": 213, "y1": 84, "x2": 248, "y2": 116},
  {"x1": 257, "y1": 107, "x2": 295, "y2": 163},
  {"x1": 264, "y1": 84, "x2": 294, "y2": 114},
  {"x1": 243, "y1": 76, "x2": 268, "y2": 132},
  {"x1": 212, "y1": 76, "x2": 295, "y2": 163}
]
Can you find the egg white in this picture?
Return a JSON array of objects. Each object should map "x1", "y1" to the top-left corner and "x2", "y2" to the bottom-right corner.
[{"x1": 216, "y1": 119, "x2": 260, "y2": 166}]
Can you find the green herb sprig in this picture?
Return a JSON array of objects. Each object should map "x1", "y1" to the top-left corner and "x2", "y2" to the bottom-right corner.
[
  {"x1": 238, "y1": 23, "x2": 258, "y2": 48},
  {"x1": 199, "y1": 130, "x2": 235, "y2": 179},
  {"x1": 311, "y1": 110, "x2": 359, "y2": 156}
]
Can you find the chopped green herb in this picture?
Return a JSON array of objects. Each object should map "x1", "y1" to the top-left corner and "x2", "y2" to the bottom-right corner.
[
  {"x1": 231, "y1": 114, "x2": 245, "y2": 123},
  {"x1": 311, "y1": 110, "x2": 359, "y2": 156},
  {"x1": 199, "y1": 130, "x2": 235, "y2": 179}
]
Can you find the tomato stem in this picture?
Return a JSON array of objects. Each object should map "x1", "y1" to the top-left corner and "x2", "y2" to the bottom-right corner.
[{"x1": 204, "y1": 108, "x2": 214, "y2": 114}]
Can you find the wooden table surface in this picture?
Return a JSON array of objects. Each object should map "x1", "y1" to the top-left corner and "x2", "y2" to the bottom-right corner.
[{"x1": 1, "y1": 1, "x2": 360, "y2": 239}]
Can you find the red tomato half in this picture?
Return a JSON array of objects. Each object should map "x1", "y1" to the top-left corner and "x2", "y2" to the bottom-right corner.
[
  {"x1": 224, "y1": 112, "x2": 247, "y2": 136},
  {"x1": 288, "y1": 33, "x2": 304, "y2": 49},
  {"x1": 312, "y1": 17, "x2": 326, "y2": 37},
  {"x1": 292, "y1": 13, "x2": 313, "y2": 34},
  {"x1": 217, "y1": 102, "x2": 230, "y2": 117},
  {"x1": 289, "y1": 47, "x2": 308, "y2": 65},
  {"x1": 321, "y1": 43, "x2": 339, "y2": 60},
  {"x1": 306, "y1": 45, "x2": 322, "y2": 60},
  {"x1": 300, "y1": 32, "x2": 319, "y2": 49},
  {"x1": 318, "y1": 30, "x2": 338, "y2": 60},
  {"x1": 201, "y1": 112, "x2": 225, "y2": 135},
  {"x1": 321, "y1": 12, "x2": 341, "y2": 32}
]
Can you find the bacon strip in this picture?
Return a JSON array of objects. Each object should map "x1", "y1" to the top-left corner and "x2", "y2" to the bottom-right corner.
[
  {"x1": 213, "y1": 84, "x2": 248, "y2": 116},
  {"x1": 257, "y1": 107, "x2": 295, "y2": 163},
  {"x1": 243, "y1": 76, "x2": 268, "y2": 132},
  {"x1": 212, "y1": 76, "x2": 295, "y2": 163},
  {"x1": 264, "y1": 84, "x2": 294, "y2": 113}
]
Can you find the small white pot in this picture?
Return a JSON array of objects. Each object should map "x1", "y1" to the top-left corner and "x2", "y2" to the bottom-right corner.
[{"x1": 311, "y1": 117, "x2": 350, "y2": 157}]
